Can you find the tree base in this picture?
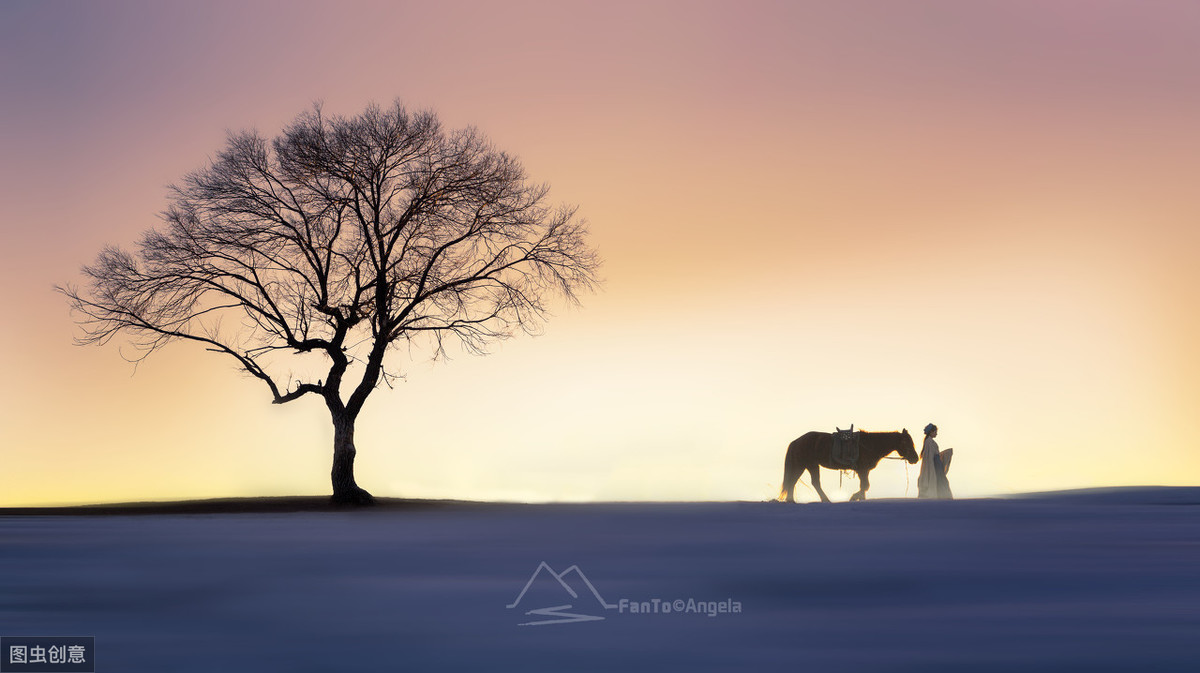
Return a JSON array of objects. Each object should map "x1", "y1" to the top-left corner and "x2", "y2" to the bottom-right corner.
[{"x1": 330, "y1": 486, "x2": 376, "y2": 507}]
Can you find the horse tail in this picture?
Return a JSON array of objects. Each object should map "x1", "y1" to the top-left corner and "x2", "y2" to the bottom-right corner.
[{"x1": 779, "y1": 438, "x2": 803, "y2": 503}]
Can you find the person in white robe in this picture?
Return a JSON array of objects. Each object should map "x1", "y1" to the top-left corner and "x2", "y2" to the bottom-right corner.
[{"x1": 918, "y1": 423, "x2": 953, "y2": 499}]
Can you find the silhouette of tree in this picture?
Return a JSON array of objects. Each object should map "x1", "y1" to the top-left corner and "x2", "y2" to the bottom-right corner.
[{"x1": 59, "y1": 101, "x2": 599, "y2": 505}]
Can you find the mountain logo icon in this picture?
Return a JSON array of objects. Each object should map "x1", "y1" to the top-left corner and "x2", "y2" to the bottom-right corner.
[{"x1": 507, "y1": 561, "x2": 619, "y2": 626}]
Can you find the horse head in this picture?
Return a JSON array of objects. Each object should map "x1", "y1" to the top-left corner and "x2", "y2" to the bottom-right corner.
[{"x1": 897, "y1": 429, "x2": 919, "y2": 463}]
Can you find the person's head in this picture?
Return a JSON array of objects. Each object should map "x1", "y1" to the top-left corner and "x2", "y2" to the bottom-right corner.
[{"x1": 924, "y1": 423, "x2": 938, "y2": 438}]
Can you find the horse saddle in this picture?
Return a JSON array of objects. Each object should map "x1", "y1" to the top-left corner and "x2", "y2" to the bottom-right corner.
[{"x1": 831, "y1": 425, "x2": 860, "y2": 468}]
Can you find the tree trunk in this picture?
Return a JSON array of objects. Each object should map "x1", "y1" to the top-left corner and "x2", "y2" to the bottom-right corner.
[{"x1": 330, "y1": 412, "x2": 375, "y2": 506}]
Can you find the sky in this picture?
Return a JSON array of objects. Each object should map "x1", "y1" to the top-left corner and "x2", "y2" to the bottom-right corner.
[{"x1": 1, "y1": 0, "x2": 1198, "y2": 505}]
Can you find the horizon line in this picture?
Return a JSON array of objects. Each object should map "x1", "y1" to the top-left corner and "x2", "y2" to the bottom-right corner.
[{"x1": 0, "y1": 486, "x2": 1195, "y2": 515}]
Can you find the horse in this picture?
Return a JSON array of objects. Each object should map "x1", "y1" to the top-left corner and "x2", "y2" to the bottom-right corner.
[{"x1": 779, "y1": 429, "x2": 919, "y2": 503}]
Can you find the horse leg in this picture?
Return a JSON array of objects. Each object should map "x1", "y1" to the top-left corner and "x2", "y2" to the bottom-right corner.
[
  {"x1": 808, "y1": 465, "x2": 832, "y2": 503},
  {"x1": 850, "y1": 470, "x2": 870, "y2": 501}
]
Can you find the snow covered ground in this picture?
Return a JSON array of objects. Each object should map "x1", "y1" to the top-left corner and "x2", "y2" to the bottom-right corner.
[{"x1": 2, "y1": 489, "x2": 1198, "y2": 672}]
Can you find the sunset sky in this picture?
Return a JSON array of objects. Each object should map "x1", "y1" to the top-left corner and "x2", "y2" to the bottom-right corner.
[{"x1": 2, "y1": 0, "x2": 1198, "y2": 505}]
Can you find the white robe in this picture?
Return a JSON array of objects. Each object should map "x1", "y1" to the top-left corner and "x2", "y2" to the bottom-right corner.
[{"x1": 918, "y1": 437, "x2": 952, "y2": 499}]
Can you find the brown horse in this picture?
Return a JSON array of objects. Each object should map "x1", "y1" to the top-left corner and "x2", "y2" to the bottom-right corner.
[{"x1": 780, "y1": 429, "x2": 919, "y2": 503}]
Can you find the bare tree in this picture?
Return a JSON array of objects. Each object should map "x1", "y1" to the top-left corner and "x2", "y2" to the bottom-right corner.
[{"x1": 59, "y1": 101, "x2": 600, "y2": 505}]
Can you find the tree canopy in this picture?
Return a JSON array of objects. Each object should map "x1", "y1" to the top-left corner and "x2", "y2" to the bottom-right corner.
[{"x1": 61, "y1": 101, "x2": 600, "y2": 503}]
